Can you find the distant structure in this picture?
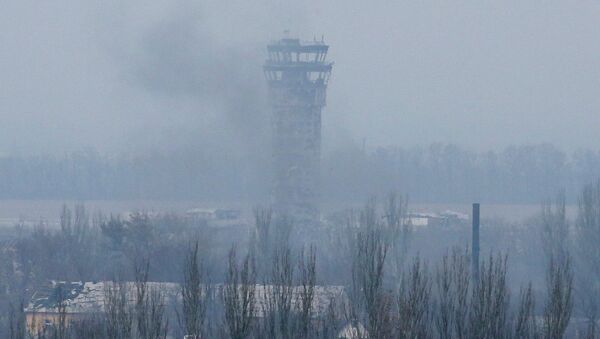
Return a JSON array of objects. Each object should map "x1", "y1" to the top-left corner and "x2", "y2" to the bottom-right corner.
[{"x1": 263, "y1": 36, "x2": 333, "y2": 224}]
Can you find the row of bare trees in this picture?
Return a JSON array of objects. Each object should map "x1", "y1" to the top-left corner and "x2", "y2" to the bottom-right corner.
[
  {"x1": 540, "y1": 181, "x2": 600, "y2": 338},
  {"x1": 342, "y1": 196, "x2": 576, "y2": 339},
  {"x1": 9, "y1": 183, "x2": 600, "y2": 337},
  {"x1": 4, "y1": 143, "x2": 600, "y2": 204}
]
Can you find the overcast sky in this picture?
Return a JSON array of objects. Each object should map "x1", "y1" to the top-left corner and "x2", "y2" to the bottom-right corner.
[{"x1": 1, "y1": 1, "x2": 599, "y2": 155}]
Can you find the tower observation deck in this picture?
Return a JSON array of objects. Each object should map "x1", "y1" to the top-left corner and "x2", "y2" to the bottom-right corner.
[{"x1": 264, "y1": 37, "x2": 333, "y2": 225}]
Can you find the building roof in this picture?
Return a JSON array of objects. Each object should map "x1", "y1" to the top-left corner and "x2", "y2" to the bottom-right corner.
[
  {"x1": 26, "y1": 281, "x2": 345, "y2": 318},
  {"x1": 25, "y1": 281, "x2": 179, "y2": 314}
]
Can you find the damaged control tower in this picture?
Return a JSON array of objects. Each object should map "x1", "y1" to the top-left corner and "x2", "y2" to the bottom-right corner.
[{"x1": 264, "y1": 37, "x2": 333, "y2": 225}]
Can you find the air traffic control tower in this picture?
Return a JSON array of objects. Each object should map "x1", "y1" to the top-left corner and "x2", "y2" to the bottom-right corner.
[{"x1": 264, "y1": 37, "x2": 333, "y2": 225}]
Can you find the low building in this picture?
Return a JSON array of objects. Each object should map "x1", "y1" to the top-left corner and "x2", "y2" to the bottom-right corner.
[
  {"x1": 25, "y1": 281, "x2": 179, "y2": 335},
  {"x1": 25, "y1": 280, "x2": 346, "y2": 336},
  {"x1": 407, "y1": 210, "x2": 469, "y2": 228},
  {"x1": 186, "y1": 208, "x2": 242, "y2": 221}
]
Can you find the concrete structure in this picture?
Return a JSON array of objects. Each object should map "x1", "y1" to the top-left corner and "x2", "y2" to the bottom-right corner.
[{"x1": 264, "y1": 36, "x2": 333, "y2": 225}]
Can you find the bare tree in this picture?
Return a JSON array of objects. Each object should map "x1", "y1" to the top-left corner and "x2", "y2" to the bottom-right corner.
[
  {"x1": 435, "y1": 247, "x2": 471, "y2": 339},
  {"x1": 8, "y1": 301, "x2": 25, "y2": 339},
  {"x1": 469, "y1": 254, "x2": 510, "y2": 339},
  {"x1": 297, "y1": 245, "x2": 317, "y2": 339},
  {"x1": 349, "y1": 200, "x2": 390, "y2": 338},
  {"x1": 273, "y1": 215, "x2": 294, "y2": 251},
  {"x1": 514, "y1": 282, "x2": 537, "y2": 339},
  {"x1": 69, "y1": 314, "x2": 107, "y2": 339},
  {"x1": 397, "y1": 256, "x2": 431, "y2": 339},
  {"x1": 261, "y1": 284, "x2": 277, "y2": 339},
  {"x1": 58, "y1": 204, "x2": 93, "y2": 280},
  {"x1": 272, "y1": 246, "x2": 294, "y2": 338},
  {"x1": 452, "y1": 248, "x2": 471, "y2": 339},
  {"x1": 134, "y1": 257, "x2": 150, "y2": 339},
  {"x1": 100, "y1": 215, "x2": 127, "y2": 250},
  {"x1": 127, "y1": 212, "x2": 154, "y2": 253},
  {"x1": 543, "y1": 255, "x2": 573, "y2": 339},
  {"x1": 383, "y1": 192, "x2": 411, "y2": 280},
  {"x1": 223, "y1": 246, "x2": 256, "y2": 339},
  {"x1": 146, "y1": 287, "x2": 169, "y2": 339},
  {"x1": 541, "y1": 191, "x2": 569, "y2": 264},
  {"x1": 37, "y1": 284, "x2": 70, "y2": 339},
  {"x1": 254, "y1": 207, "x2": 272, "y2": 256},
  {"x1": 317, "y1": 297, "x2": 340, "y2": 339},
  {"x1": 60, "y1": 204, "x2": 73, "y2": 238},
  {"x1": 435, "y1": 252, "x2": 453, "y2": 339},
  {"x1": 253, "y1": 206, "x2": 272, "y2": 276},
  {"x1": 104, "y1": 281, "x2": 133, "y2": 339},
  {"x1": 267, "y1": 244, "x2": 294, "y2": 339},
  {"x1": 73, "y1": 204, "x2": 91, "y2": 245},
  {"x1": 181, "y1": 241, "x2": 206, "y2": 339},
  {"x1": 134, "y1": 256, "x2": 168, "y2": 339},
  {"x1": 575, "y1": 181, "x2": 600, "y2": 334}
]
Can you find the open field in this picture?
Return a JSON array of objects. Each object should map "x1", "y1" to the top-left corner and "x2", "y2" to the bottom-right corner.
[{"x1": 0, "y1": 199, "x2": 575, "y2": 229}]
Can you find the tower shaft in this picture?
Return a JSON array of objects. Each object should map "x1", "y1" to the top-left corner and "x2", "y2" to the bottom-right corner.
[{"x1": 264, "y1": 38, "x2": 333, "y2": 224}]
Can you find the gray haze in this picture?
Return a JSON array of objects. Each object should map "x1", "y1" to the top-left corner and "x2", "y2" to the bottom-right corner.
[{"x1": 1, "y1": 1, "x2": 600, "y2": 155}]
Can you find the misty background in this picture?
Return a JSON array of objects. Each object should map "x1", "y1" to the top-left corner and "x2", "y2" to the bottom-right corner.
[
  {"x1": 1, "y1": 1, "x2": 600, "y2": 204},
  {"x1": 2, "y1": 2, "x2": 600, "y2": 338}
]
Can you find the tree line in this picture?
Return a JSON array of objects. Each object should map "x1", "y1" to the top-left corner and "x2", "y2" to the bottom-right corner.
[
  {"x1": 2, "y1": 183, "x2": 600, "y2": 337},
  {"x1": 2, "y1": 143, "x2": 600, "y2": 202}
]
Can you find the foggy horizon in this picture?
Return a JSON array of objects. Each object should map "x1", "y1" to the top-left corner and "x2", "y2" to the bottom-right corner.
[{"x1": 2, "y1": 1, "x2": 600, "y2": 156}]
